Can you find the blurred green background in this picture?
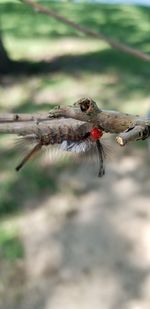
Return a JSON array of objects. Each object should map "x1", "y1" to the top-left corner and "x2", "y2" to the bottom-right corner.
[{"x1": 0, "y1": 2, "x2": 150, "y2": 309}]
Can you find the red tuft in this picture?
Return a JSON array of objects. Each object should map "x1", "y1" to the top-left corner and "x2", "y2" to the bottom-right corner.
[{"x1": 90, "y1": 128, "x2": 103, "y2": 140}]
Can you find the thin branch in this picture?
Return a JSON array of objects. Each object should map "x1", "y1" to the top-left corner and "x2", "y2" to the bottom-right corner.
[
  {"x1": 1, "y1": 99, "x2": 150, "y2": 146},
  {"x1": 21, "y1": 0, "x2": 150, "y2": 61},
  {"x1": 116, "y1": 125, "x2": 150, "y2": 146},
  {"x1": 48, "y1": 98, "x2": 137, "y2": 133},
  {"x1": 0, "y1": 112, "x2": 51, "y2": 123},
  {"x1": 48, "y1": 97, "x2": 150, "y2": 144}
]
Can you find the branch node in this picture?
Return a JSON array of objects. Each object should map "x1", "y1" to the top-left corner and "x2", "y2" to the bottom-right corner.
[{"x1": 116, "y1": 125, "x2": 150, "y2": 146}]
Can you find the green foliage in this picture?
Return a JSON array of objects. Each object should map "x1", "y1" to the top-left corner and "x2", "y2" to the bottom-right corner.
[
  {"x1": 0, "y1": 156, "x2": 60, "y2": 216},
  {"x1": 1, "y1": 2, "x2": 149, "y2": 52},
  {"x1": 0, "y1": 225, "x2": 24, "y2": 262},
  {"x1": 0, "y1": 0, "x2": 20, "y2": 3}
]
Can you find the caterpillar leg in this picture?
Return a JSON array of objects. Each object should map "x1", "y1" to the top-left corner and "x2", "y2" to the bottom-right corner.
[
  {"x1": 16, "y1": 143, "x2": 42, "y2": 171},
  {"x1": 96, "y1": 140, "x2": 105, "y2": 177}
]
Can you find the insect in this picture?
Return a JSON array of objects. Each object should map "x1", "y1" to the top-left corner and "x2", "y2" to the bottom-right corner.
[
  {"x1": 60, "y1": 127, "x2": 105, "y2": 177},
  {"x1": 1, "y1": 98, "x2": 149, "y2": 178},
  {"x1": 14, "y1": 123, "x2": 106, "y2": 177}
]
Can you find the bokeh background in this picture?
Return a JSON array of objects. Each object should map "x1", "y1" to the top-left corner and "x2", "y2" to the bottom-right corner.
[{"x1": 0, "y1": 1, "x2": 150, "y2": 308}]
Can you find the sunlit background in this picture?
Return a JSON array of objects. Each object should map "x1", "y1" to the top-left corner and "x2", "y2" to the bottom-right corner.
[{"x1": 0, "y1": 1, "x2": 150, "y2": 308}]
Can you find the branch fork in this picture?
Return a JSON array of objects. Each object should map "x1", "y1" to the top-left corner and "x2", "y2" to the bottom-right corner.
[{"x1": 49, "y1": 97, "x2": 150, "y2": 146}]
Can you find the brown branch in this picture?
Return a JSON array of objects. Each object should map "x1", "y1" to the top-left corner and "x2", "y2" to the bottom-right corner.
[
  {"x1": 0, "y1": 112, "x2": 50, "y2": 123},
  {"x1": 49, "y1": 97, "x2": 150, "y2": 144},
  {"x1": 21, "y1": 0, "x2": 150, "y2": 61},
  {"x1": 0, "y1": 98, "x2": 150, "y2": 145},
  {"x1": 48, "y1": 98, "x2": 137, "y2": 133},
  {"x1": 116, "y1": 125, "x2": 150, "y2": 146}
]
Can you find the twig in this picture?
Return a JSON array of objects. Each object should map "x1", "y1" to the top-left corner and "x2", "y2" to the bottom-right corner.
[
  {"x1": 116, "y1": 125, "x2": 150, "y2": 146},
  {"x1": 0, "y1": 98, "x2": 150, "y2": 145},
  {"x1": 49, "y1": 97, "x2": 150, "y2": 144},
  {"x1": 0, "y1": 112, "x2": 50, "y2": 123},
  {"x1": 21, "y1": 0, "x2": 150, "y2": 62}
]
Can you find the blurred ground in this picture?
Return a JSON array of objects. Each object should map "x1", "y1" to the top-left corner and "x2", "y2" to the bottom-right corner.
[{"x1": 0, "y1": 2, "x2": 150, "y2": 309}]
